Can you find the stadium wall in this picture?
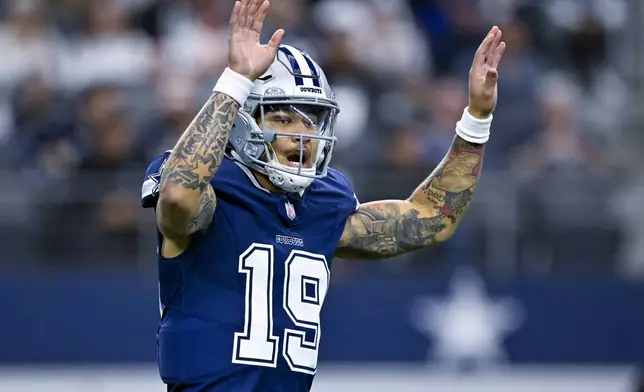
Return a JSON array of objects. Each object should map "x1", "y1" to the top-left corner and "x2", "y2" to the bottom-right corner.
[{"x1": 1, "y1": 272, "x2": 643, "y2": 364}]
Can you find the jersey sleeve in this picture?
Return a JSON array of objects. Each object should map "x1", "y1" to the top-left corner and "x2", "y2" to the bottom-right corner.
[{"x1": 141, "y1": 150, "x2": 172, "y2": 209}]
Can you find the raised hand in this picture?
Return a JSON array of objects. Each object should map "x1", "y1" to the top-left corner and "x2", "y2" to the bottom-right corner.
[
  {"x1": 468, "y1": 26, "x2": 506, "y2": 119},
  {"x1": 228, "y1": 0, "x2": 285, "y2": 81}
]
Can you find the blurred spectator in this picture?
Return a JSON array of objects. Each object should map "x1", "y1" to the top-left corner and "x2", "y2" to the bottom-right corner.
[
  {"x1": 421, "y1": 76, "x2": 469, "y2": 167},
  {"x1": 315, "y1": 0, "x2": 431, "y2": 77},
  {"x1": 58, "y1": 1, "x2": 155, "y2": 91},
  {"x1": 4, "y1": 73, "x2": 76, "y2": 172},
  {"x1": 36, "y1": 85, "x2": 144, "y2": 266},
  {"x1": 150, "y1": 75, "x2": 199, "y2": 155},
  {"x1": 158, "y1": 0, "x2": 229, "y2": 99},
  {"x1": 0, "y1": 1, "x2": 62, "y2": 92},
  {"x1": 516, "y1": 73, "x2": 619, "y2": 275},
  {"x1": 0, "y1": 0, "x2": 635, "y2": 281},
  {"x1": 613, "y1": 180, "x2": 644, "y2": 280}
]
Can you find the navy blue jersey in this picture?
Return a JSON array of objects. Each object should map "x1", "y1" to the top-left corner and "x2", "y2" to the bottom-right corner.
[{"x1": 141, "y1": 152, "x2": 358, "y2": 391}]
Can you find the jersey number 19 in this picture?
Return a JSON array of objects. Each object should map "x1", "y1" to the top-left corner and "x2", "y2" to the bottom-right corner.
[{"x1": 232, "y1": 243, "x2": 330, "y2": 375}]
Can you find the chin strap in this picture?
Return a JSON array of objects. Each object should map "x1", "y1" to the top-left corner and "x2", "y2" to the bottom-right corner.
[
  {"x1": 266, "y1": 159, "x2": 315, "y2": 193},
  {"x1": 231, "y1": 149, "x2": 314, "y2": 193}
]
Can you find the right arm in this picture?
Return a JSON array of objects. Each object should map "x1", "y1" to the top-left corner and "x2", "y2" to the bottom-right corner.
[
  {"x1": 155, "y1": 0, "x2": 284, "y2": 239},
  {"x1": 156, "y1": 93, "x2": 239, "y2": 238}
]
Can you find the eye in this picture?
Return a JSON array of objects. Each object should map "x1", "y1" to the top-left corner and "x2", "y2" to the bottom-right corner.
[
  {"x1": 300, "y1": 114, "x2": 318, "y2": 129},
  {"x1": 270, "y1": 114, "x2": 292, "y2": 125}
]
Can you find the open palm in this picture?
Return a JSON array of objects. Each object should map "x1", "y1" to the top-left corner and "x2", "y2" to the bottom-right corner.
[
  {"x1": 468, "y1": 26, "x2": 506, "y2": 119},
  {"x1": 228, "y1": 0, "x2": 284, "y2": 81}
]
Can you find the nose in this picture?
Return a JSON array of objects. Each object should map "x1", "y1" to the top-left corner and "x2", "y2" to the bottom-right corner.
[
  {"x1": 289, "y1": 123, "x2": 314, "y2": 143},
  {"x1": 290, "y1": 135, "x2": 311, "y2": 144}
]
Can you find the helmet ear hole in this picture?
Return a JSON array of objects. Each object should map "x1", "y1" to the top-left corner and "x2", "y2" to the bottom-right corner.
[
  {"x1": 230, "y1": 110, "x2": 267, "y2": 165},
  {"x1": 316, "y1": 151, "x2": 325, "y2": 168},
  {"x1": 316, "y1": 141, "x2": 331, "y2": 168}
]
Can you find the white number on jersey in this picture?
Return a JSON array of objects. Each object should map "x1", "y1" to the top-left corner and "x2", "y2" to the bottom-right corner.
[{"x1": 232, "y1": 243, "x2": 330, "y2": 374}]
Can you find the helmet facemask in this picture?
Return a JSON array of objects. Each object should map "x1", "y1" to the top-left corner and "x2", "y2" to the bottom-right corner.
[{"x1": 230, "y1": 94, "x2": 339, "y2": 193}]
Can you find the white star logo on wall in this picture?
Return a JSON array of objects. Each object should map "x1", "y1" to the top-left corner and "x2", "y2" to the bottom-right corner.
[{"x1": 410, "y1": 268, "x2": 524, "y2": 371}]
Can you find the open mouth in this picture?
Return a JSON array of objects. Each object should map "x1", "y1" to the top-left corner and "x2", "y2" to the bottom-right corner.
[{"x1": 285, "y1": 149, "x2": 311, "y2": 168}]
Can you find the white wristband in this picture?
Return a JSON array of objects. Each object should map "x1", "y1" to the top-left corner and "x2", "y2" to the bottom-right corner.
[
  {"x1": 455, "y1": 107, "x2": 492, "y2": 144},
  {"x1": 212, "y1": 68, "x2": 255, "y2": 106}
]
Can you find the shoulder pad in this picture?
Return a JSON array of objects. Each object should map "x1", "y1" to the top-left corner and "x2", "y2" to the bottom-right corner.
[
  {"x1": 141, "y1": 150, "x2": 172, "y2": 208},
  {"x1": 325, "y1": 168, "x2": 360, "y2": 213}
]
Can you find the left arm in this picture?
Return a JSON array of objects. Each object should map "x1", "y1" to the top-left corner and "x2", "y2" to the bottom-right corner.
[
  {"x1": 335, "y1": 136, "x2": 484, "y2": 260},
  {"x1": 335, "y1": 26, "x2": 506, "y2": 261}
]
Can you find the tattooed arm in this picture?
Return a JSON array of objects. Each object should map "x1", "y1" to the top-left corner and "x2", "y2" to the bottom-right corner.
[
  {"x1": 155, "y1": 0, "x2": 283, "y2": 241},
  {"x1": 156, "y1": 93, "x2": 239, "y2": 239},
  {"x1": 335, "y1": 25, "x2": 505, "y2": 260},
  {"x1": 335, "y1": 136, "x2": 485, "y2": 260}
]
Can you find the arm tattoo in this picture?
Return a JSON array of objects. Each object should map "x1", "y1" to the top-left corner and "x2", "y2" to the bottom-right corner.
[
  {"x1": 188, "y1": 189, "x2": 216, "y2": 233},
  {"x1": 337, "y1": 136, "x2": 484, "y2": 260},
  {"x1": 337, "y1": 203, "x2": 448, "y2": 260},
  {"x1": 418, "y1": 136, "x2": 484, "y2": 221},
  {"x1": 161, "y1": 92, "x2": 238, "y2": 191},
  {"x1": 157, "y1": 92, "x2": 240, "y2": 236}
]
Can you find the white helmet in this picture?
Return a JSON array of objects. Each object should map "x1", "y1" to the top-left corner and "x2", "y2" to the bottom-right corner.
[{"x1": 228, "y1": 45, "x2": 339, "y2": 193}]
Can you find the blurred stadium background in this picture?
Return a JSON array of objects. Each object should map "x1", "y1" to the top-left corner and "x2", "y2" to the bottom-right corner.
[{"x1": 1, "y1": 0, "x2": 644, "y2": 390}]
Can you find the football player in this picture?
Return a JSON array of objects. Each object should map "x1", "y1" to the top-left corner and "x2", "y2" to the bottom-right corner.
[{"x1": 141, "y1": 0, "x2": 505, "y2": 391}]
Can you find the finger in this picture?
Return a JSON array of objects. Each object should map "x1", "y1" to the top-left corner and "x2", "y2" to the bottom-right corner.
[
  {"x1": 251, "y1": 0, "x2": 270, "y2": 34},
  {"x1": 238, "y1": 0, "x2": 251, "y2": 16},
  {"x1": 239, "y1": 0, "x2": 251, "y2": 10},
  {"x1": 266, "y1": 29, "x2": 285, "y2": 58},
  {"x1": 229, "y1": 1, "x2": 241, "y2": 29},
  {"x1": 484, "y1": 68, "x2": 498, "y2": 89},
  {"x1": 474, "y1": 33, "x2": 494, "y2": 68},
  {"x1": 474, "y1": 26, "x2": 498, "y2": 68},
  {"x1": 477, "y1": 26, "x2": 497, "y2": 53},
  {"x1": 248, "y1": 0, "x2": 263, "y2": 18},
  {"x1": 491, "y1": 41, "x2": 506, "y2": 69},
  {"x1": 238, "y1": 0, "x2": 251, "y2": 29},
  {"x1": 486, "y1": 29, "x2": 503, "y2": 65},
  {"x1": 244, "y1": 0, "x2": 262, "y2": 28}
]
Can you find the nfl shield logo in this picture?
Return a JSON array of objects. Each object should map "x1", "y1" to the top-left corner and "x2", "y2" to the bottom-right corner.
[{"x1": 285, "y1": 201, "x2": 296, "y2": 220}]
